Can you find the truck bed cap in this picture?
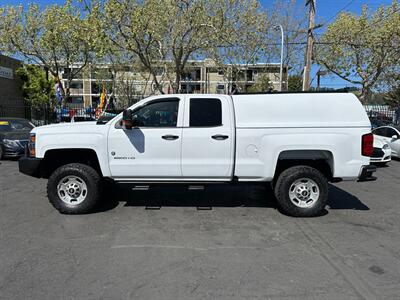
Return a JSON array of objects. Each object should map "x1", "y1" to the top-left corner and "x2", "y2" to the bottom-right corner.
[{"x1": 232, "y1": 93, "x2": 370, "y2": 128}]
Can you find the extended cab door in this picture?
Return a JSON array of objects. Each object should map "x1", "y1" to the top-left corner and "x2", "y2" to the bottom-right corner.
[
  {"x1": 181, "y1": 95, "x2": 234, "y2": 179},
  {"x1": 107, "y1": 97, "x2": 183, "y2": 179}
]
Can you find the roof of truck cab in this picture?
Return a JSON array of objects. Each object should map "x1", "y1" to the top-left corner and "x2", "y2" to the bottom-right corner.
[{"x1": 231, "y1": 93, "x2": 370, "y2": 128}]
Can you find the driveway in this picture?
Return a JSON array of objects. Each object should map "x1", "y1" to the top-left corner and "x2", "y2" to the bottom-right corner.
[{"x1": 0, "y1": 159, "x2": 399, "y2": 299}]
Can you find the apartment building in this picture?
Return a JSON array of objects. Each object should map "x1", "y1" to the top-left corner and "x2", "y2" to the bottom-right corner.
[
  {"x1": 60, "y1": 59, "x2": 288, "y2": 108},
  {"x1": 0, "y1": 55, "x2": 24, "y2": 117}
]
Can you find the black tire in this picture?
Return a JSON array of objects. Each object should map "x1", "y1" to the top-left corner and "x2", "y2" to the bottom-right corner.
[
  {"x1": 274, "y1": 165, "x2": 328, "y2": 217},
  {"x1": 47, "y1": 163, "x2": 101, "y2": 214},
  {"x1": 0, "y1": 145, "x2": 3, "y2": 160}
]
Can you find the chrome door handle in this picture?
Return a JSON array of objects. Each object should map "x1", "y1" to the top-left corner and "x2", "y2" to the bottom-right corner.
[
  {"x1": 162, "y1": 135, "x2": 179, "y2": 140},
  {"x1": 212, "y1": 134, "x2": 229, "y2": 140}
]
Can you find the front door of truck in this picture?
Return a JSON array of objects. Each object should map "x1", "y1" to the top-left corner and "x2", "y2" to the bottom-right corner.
[
  {"x1": 181, "y1": 96, "x2": 234, "y2": 179},
  {"x1": 108, "y1": 97, "x2": 183, "y2": 179}
]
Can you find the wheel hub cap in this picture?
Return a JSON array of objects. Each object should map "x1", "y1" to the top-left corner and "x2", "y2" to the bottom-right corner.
[
  {"x1": 57, "y1": 176, "x2": 88, "y2": 205},
  {"x1": 289, "y1": 178, "x2": 320, "y2": 208}
]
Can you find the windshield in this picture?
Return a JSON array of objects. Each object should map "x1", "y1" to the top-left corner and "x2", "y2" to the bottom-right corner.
[
  {"x1": 0, "y1": 119, "x2": 34, "y2": 132},
  {"x1": 96, "y1": 110, "x2": 122, "y2": 125}
]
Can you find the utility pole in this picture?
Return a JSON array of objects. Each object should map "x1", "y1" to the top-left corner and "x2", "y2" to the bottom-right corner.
[
  {"x1": 303, "y1": 0, "x2": 315, "y2": 91},
  {"x1": 274, "y1": 24, "x2": 284, "y2": 91}
]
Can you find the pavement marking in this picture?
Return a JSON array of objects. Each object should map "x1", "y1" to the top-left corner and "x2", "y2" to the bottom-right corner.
[
  {"x1": 111, "y1": 244, "x2": 266, "y2": 251},
  {"x1": 296, "y1": 219, "x2": 377, "y2": 300}
]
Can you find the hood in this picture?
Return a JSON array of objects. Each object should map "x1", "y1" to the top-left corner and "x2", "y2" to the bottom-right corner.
[
  {"x1": 0, "y1": 130, "x2": 30, "y2": 141},
  {"x1": 373, "y1": 136, "x2": 387, "y2": 148},
  {"x1": 32, "y1": 121, "x2": 98, "y2": 133}
]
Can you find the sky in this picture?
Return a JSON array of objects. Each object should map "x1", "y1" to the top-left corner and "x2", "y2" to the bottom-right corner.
[{"x1": 0, "y1": 0, "x2": 394, "y2": 89}]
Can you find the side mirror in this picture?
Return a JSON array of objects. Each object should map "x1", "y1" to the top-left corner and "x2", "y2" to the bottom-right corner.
[
  {"x1": 392, "y1": 135, "x2": 398, "y2": 141},
  {"x1": 131, "y1": 115, "x2": 142, "y2": 128},
  {"x1": 122, "y1": 109, "x2": 133, "y2": 130}
]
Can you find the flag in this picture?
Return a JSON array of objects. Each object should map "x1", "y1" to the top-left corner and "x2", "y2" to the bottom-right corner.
[
  {"x1": 55, "y1": 79, "x2": 62, "y2": 104},
  {"x1": 99, "y1": 85, "x2": 106, "y2": 110}
]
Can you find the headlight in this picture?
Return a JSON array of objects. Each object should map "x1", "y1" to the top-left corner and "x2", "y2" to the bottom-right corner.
[
  {"x1": 29, "y1": 133, "x2": 36, "y2": 157},
  {"x1": 2, "y1": 139, "x2": 18, "y2": 147},
  {"x1": 383, "y1": 144, "x2": 390, "y2": 150}
]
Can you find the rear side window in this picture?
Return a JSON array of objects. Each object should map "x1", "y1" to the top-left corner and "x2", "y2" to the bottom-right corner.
[
  {"x1": 372, "y1": 128, "x2": 387, "y2": 137},
  {"x1": 386, "y1": 128, "x2": 398, "y2": 138},
  {"x1": 190, "y1": 98, "x2": 222, "y2": 127}
]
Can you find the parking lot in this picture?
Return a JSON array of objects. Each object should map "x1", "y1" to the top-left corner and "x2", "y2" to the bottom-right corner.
[{"x1": 0, "y1": 159, "x2": 399, "y2": 299}]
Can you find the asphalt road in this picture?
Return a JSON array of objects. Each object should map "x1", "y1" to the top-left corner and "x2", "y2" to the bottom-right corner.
[{"x1": 0, "y1": 159, "x2": 400, "y2": 300}]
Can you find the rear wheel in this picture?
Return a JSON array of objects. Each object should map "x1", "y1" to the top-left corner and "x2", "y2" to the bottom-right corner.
[
  {"x1": 47, "y1": 163, "x2": 101, "y2": 214},
  {"x1": 274, "y1": 166, "x2": 328, "y2": 217},
  {"x1": 0, "y1": 146, "x2": 3, "y2": 160}
]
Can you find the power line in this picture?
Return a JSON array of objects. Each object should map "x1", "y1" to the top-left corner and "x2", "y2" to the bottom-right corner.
[
  {"x1": 323, "y1": 0, "x2": 356, "y2": 26},
  {"x1": 313, "y1": 5, "x2": 400, "y2": 45}
]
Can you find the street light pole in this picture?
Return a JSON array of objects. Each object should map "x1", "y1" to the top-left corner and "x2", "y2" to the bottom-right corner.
[{"x1": 274, "y1": 24, "x2": 284, "y2": 91}]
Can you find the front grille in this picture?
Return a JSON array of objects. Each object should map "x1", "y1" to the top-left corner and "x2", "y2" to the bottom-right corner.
[
  {"x1": 371, "y1": 148, "x2": 384, "y2": 158},
  {"x1": 16, "y1": 140, "x2": 29, "y2": 148}
]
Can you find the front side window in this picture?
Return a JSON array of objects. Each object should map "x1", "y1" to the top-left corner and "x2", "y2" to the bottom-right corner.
[
  {"x1": 132, "y1": 99, "x2": 179, "y2": 127},
  {"x1": 190, "y1": 98, "x2": 222, "y2": 127}
]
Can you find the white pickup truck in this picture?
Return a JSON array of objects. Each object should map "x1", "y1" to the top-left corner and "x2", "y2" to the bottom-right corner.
[{"x1": 19, "y1": 92, "x2": 376, "y2": 217}]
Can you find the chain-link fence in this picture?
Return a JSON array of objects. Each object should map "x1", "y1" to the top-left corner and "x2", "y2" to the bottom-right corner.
[{"x1": 364, "y1": 105, "x2": 400, "y2": 127}]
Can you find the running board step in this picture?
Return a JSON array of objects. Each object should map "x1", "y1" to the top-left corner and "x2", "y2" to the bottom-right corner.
[
  {"x1": 188, "y1": 185, "x2": 205, "y2": 191},
  {"x1": 145, "y1": 205, "x2": 161, "y2": 210},
  {"x1": 132, "y1": 185, "x2": 150, "y2": 191},
  {"x1": 188, "y1": 186, "x2": 212, "y2": 210}
]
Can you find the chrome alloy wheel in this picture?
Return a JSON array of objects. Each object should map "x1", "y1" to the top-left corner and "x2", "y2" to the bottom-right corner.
[
  {"x1": 288, "y1": 178, "x2": 320, "y2": 208},
  {"x1": 57, "y1": 176, "x2": 88, "y2": 205}
]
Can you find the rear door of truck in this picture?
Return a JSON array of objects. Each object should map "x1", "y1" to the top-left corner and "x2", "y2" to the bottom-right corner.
[{"x1": 181, "y1": 95, "x2": 235, "y2": 180}]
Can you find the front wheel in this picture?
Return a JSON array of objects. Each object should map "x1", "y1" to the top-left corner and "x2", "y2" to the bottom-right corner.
[
  {"x1": 47, "y1": 163, "x2": 101, "y2": 214},
  {"x1": 274, "y1": 166, "x2": 328, "y2": 217}
]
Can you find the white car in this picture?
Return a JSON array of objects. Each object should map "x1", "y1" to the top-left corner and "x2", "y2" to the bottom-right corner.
[
  {"x1": 372, "y1": 126, "x2": 400, "y2": 158},
  {"x1": 371, "y1": 138, "x2": 391, "y2": 165}
]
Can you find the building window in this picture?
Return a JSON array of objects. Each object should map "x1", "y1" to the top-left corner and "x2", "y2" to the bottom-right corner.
[
  {"x1": 70, "y1": 81, "x2": 83, "y2": 89},
  {"x1": 62, "y1": 68, "x2": 83, "y2": 79},
  {"x1": 216, "y1": 84, "x2": 225, "y2": 94},
  {"x1": 92, "y1": 96, "x2": 100, "y2": 108},
  {"x1": 91, "y1": 82, "x2": 100, "y2": 94},
  {"x1": 190, "y1": 98, "x2": 222, "y2": 127},
  {"x1": 182, "y1": 68, "x2": 201, "y2": 81},
  {"x1": 246, "y1": 70, "x2": 254, "y2": 81}
]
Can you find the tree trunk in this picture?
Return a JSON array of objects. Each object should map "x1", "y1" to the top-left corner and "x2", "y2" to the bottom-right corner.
[
  {"x1": 359, "y1": 85, "x2": 371, "y2": 104},
  {"x1": 174, "y1": 70, "x2": 181, "y2": 94},
  {"x1": 64, "y1": 80, "x2": 70, "y2": 107}
]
